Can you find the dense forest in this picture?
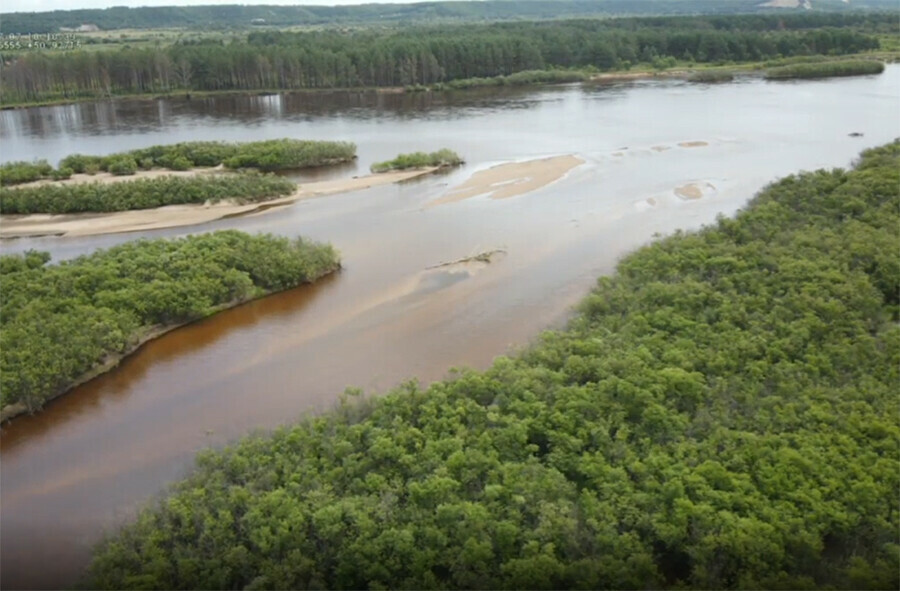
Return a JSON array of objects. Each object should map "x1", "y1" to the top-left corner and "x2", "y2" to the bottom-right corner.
[
  {"x1": 4, "y1": 0, "x2": 897, "y2": 35},
  {"x1": 0, "y1": 231, "x2": 340, "y2": 415},
  {"x1": 85, "y1": 143, "x2": 899, "y2": 589},
  {"x1": 1, "y1": 13, "x2": 893, "y2": 105}
]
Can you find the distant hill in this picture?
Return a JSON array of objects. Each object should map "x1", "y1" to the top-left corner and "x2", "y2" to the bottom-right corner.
[{"x1": 2, "y1": 0, "x2": 897, "y2": 35}]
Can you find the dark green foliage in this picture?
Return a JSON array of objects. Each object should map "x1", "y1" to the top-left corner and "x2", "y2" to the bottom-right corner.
[
  {"x1": 106, "y1": 156, "x2": 138, "y2": 176},
  {"x1": 84, "y1": 143, "x2": 900, "y2": 590},
  {"x1": 0, "y1": 160, "x2": 54, "y2": 186},
  {"x1": 765, "y1": 59, "x2": 885, "y2": 79},
  {"x1": 0, "y1": 172, "x2": 295, "y2": 214},
  {"x1": 370, "y1": 149, "x2": 463, "y2": 173},
  {"x1": 0, "y1": 231, "x2": 340, "y2": 412},
  {"x1": 1, "y1": 13, "x2": 889, "y2": 105},
  {"x1": 57, "y1": 140, "x2": 357, "y2": 174},
  {"x1": 445, "y1": 70, "x2": 588, "y2": 90},
  {"x1": 220, "y1": 139, "x2": 357, "y2": 172}
]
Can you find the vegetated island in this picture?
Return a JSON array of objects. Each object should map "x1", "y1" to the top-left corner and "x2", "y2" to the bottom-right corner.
[
  {"x1": 370, "y1": 149, "x2": 464, "y2": 173},
  {"x1": 83, "y1": 144, "x2": 899, "y2": 589},
  {"x1": 0, "y1": 139, "x2": 358, "y2": 187},
  {"x1": 0, "y1": 141, "x2": 452, "y2": 237},
  {"x1": 765, "y1": 59, "x2": 886, "y2": 79},
  {"x1": 0, "y1": 231, "x2": 341, "y2": 423}
]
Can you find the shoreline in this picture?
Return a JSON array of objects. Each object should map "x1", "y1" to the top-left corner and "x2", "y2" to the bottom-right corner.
[
  {"x1": 2, "y1": 53, "x2": 895, "y2": 110},
  {"x1": 0, "y1": 167, "x2": 439, "y2": 238},
  {"x1": 0, "y1": 265, "x2": 341, "y2": 425}
]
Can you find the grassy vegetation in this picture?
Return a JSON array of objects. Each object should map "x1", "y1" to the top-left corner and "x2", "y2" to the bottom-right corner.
[
  {"x1": 687, "y1": 69, "x2": 734, "y2": 83},
  {"x1": 765, "y1": 59, "x2": 885, "y2": 80},
  {"x1": 0, "y1": 172, "x2": 295, "y2": 214},
  {"x1": 84, "y1": 143, "x2": 899, "y2": 589},
  {"x1": 370, "y1": 149, "x2": 464, "y2": 173},
  {"x1": 0, "y1": 160, "x2": 61, "y2": 186},
  {"x1": 0, "y1": 231, "x2": 340, "y2": 414},
  {"x1": 60, "y1": 139, "x2": 357, "y2": 174}
]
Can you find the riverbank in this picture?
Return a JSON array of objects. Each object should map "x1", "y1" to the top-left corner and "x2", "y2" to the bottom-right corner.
[{"x1": 0, "y1": 167, "x2": 439, "y2": 238}]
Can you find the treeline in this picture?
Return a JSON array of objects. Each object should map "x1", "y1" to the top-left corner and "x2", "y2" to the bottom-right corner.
[
  {"x1": 765, "y1": 58, "x2": 885, "y2": 78},
  {"x1": 0, "y1": 14, "x2": 888, "y2": 105},
  {"x1": 0, "y1": 173, "x2": 295, "y2": 214},
  {"x1": 0, "y1": 231, "x2": 340, "y2": 414},
  {"x1": 7, "y1": 0, "x2": 890, "y2": 36},
  {"x1": 85, "y1": 144, "x2": 899, "y2": 589}
]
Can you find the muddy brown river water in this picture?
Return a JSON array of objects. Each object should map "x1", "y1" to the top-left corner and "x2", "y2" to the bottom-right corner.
[{"x1": 2, "y1": 67, "x2": 899, "y2": 588}]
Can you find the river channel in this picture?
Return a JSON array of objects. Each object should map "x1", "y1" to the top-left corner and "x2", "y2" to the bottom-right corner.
[{"x1": 1, "y1": 66, "x2": 898, "y2": 589}]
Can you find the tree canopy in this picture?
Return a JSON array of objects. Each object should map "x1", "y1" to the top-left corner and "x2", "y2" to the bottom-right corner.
[
  {"x1": 1, "y1": 231, "x2": 340, "y2": 414},
  {"x1": 85, "y1": 142, "x2": 899, "y2": 589}
]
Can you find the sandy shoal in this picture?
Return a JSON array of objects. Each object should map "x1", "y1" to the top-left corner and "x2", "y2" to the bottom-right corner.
[
  {"x1": 0, "y1": 168, "x2": 437, "y2": 238},
  {"x1": 675, "y1": 181, "x2": 716, "y2": 200},
  {"x1": 678, "y1": 141, "x2": 709, "y2": 148},
  {"x1": 429, "y1": 155, "x2": 583, "y2": 207}
]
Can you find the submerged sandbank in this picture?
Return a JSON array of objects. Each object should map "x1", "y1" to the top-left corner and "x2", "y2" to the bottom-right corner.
[{"x1": 0, "y1": 168, "x2": 438, "y2": 238}]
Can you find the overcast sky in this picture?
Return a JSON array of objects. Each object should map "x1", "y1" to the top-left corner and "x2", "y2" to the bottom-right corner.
[{"x1": 3, "y1": 0, "x2": 418, "y2": 15}]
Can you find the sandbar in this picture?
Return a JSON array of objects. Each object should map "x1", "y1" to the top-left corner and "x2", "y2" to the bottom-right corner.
[
  {"x1": 10, "y1": 165, "x2": 227, "y2": 189},
  {"x1": 429, "y1": 155, "x2": 582, "y2": 206},
  {"x1": 675, "y1": 182, "x2": 716, "y2": 200},
  {"x1": 0, "y1": 168, "x2": 438, "y2": 238},
  {"x1": 678, "y1": 141, "x2": 709, "y2": 148}
]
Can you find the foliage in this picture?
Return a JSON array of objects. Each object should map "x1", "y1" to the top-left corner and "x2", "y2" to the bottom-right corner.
[
  {"x1": 370, "y1": 149, "x2": 464, "y2": 173},
  {"x1": 2, "y1": 1, "x2": 897, "y2": 35},
  {"x1": 0, "y1": 160, "x2": 54, "y2": 186},
  {"x1": 58, "y1": 140, "x2": 357, "y2": 174},
  {"x1": 85, "y1": 143, "x2": 900, "y2": 590},
  {"x1": 0, "y1": 172, "x2": 295, "y2": 214},
  {"x1": 0, "y1": 231, "x2": 340, "y2": 412},
  {"x1": 1, "y1": 13, "x2": 890, "y2": 104},
  {"x1": 765, "y1": 59, "x2": 885, "y2": 79},
  {"x1": 220, "y1": 139, "x2": 357, "y2": 172},
  {"x1": 106, "y1": 156, "x2": 138, "y2": 176}
]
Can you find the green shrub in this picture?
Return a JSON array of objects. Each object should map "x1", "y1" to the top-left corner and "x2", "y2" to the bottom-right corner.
[
  {"x1": 50, "y1": 167, "x2": 73, "y2": 181},
  {"x1": 0, "y1": 160, "x2": 54, "y2": 186},
  {"x1": 167, "y1": 156, "x2": 193, "y2": 171},
  {"x1": 59, "y1": 154, "x2": 103, "y2": 174},
  {"x1": 371, "y1": 149, "x2": 464, "y2": 173},
  {"x1": 138, "y1": 158, "x2": 154, "y2": 170},
  {"x1": 688, "y1": 70, "x2": 735, "y2": 83},
  {"x1": 107, "y1": 157, "x2": 138, "y2": 176}
]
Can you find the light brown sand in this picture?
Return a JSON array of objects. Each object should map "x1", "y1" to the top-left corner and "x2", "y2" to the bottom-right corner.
[
  {"x1": 678, "y1": 141, "x2": 709, "y2": 148},
  {"x1": 0, "y1": 168, "x2": 438, "y2": 238},
  {"x1": 429, "y1": 155, "x2": 582, "y2": 207},
  {"x1": 650, "y1": 146, "x2": 671, "y2": 152},
  {"x1": 675, "y1": 182, "x2": 716, "y2": 200}
]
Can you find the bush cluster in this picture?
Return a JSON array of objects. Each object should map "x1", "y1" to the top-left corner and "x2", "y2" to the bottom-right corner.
[
  {"x1": 0, "y1": 172, "x2": 296, "y2": 214},
  {"x1": 59, "y1": 139, "x2": 358, "y2": 175},
  {"x1": 0, "y1": 160, "x2": 54, "y2": 186},
  {"x1": 370, "y1": 149, "x2": 464, "y2": 173},
  {"x1": 0, "y1": 231, "x2": 340, "y2": 412}
]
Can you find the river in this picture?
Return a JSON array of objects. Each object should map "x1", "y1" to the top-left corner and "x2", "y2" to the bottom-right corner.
[{"x1": 1, "y1": 67, "x2": 899, "y2": 589}]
